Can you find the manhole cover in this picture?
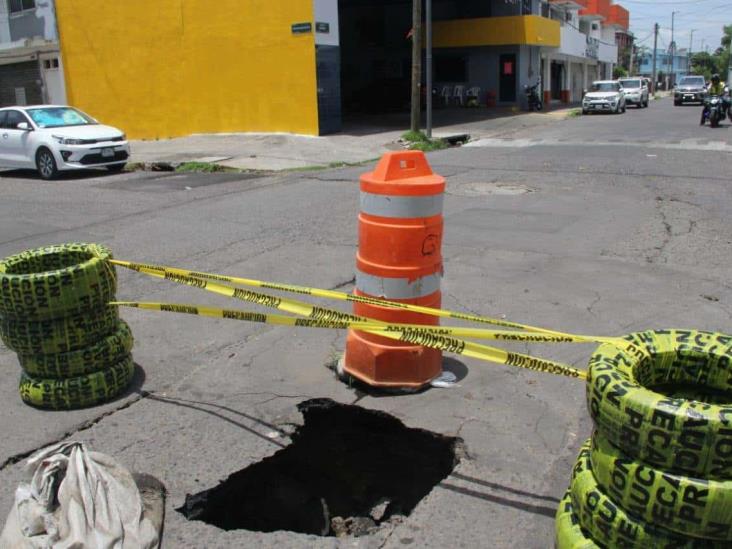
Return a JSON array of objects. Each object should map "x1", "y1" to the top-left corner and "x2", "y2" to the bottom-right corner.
[
  {"x1": 450, "y1": 182, "x2": 533, "y2": 197},
  {"x1": 177, "y1": 398, "x2": 461, "y2": 537}
]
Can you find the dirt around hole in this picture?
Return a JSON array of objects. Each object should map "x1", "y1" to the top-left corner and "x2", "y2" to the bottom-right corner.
[{"x1": 177, "y1": 398, "x2": 462, "y2": 537}]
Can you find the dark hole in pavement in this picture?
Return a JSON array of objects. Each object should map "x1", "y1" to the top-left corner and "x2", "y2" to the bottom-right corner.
[{"x1": 177, "y1": 398, "x2": 461, "y2": 537}]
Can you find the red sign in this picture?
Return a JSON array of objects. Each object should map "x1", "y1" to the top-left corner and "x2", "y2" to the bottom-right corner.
[{"x1": 503, "y1": 62, "x2": 513, "y2": 76}]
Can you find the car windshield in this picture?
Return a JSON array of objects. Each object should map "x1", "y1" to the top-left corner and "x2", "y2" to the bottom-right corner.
[
  {"x1": 26, "y1": 107, "x2": 97, "y2": 129},
  {"x1": 679, "y1": 77, "x2": 705, "y2": 87},
  {"x1": 619, "y1": 79, "x2": 641, "y2": 89},
  {"x1": 591, "y1": 83, "x2": 618, "y2": 92}
]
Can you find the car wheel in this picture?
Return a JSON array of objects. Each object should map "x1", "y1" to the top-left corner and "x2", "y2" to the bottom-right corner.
[
  {"x1": 36, "y1": 147, "x2": 58, "y2": 180},
  {"x1": 106, "y1": 163, "x2": 126, "y2": 173}
]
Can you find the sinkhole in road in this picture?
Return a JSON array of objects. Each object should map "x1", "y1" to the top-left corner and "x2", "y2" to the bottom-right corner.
[{"x1": 177, "y1": 398, "x2": 462, "y2": 537}]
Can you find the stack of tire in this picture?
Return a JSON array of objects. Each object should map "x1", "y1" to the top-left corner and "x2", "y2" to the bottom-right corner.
[
  {"x1": 0, "y1": 243, "x2": 134, "y2": 410},
  {"x1": 556, "y1": 329, "x2": 732, "y2": 548}
]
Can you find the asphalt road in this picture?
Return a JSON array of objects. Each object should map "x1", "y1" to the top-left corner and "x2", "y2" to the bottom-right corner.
[{"x1": 1, "y1": 96, "x2": 731, "y2": 548}]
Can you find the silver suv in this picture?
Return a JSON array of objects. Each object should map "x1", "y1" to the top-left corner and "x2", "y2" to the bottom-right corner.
[{"x1": 674, "y1": 75, "x2": 707, "y2": 105}]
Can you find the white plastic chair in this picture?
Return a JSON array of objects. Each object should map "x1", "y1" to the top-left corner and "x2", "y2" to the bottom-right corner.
[
  {"x1": 440, "y1": 86, "x2": 452, "y2": 107},
  {"x1": 467, "y1": 86, "x2": 481, "y2": 99},
  {"x1": 453, "y1": 85, "x2": 465, "y2": 106}
]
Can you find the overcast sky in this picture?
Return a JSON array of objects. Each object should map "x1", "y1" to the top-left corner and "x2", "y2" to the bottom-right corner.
[{"x1": 625, "y1": 0, "x2": 731, "y2": 54}]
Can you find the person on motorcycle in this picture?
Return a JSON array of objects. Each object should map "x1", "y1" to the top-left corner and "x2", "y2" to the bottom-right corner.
[{"x1": 700, "y1": 74, "x2": 729, "y2": 125}]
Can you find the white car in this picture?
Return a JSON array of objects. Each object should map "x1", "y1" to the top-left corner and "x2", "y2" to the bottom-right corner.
[
  {"x1": 618, "y1": 77, "x2": 649, "y2": 108},
  {"x1": 582, "y1": 81, "x2": 626, "y2": 114},
  {"x1": 0, "y1": 105, "x2": 129, "y2": 180}
]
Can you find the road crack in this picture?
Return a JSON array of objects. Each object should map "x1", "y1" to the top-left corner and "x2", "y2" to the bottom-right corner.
[{"x1": 0, "y1": 391, "x2": 149, "y2": 472}]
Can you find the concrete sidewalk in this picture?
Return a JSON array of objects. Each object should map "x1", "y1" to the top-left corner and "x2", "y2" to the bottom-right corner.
[{"x1": 129, "y1": 106, "x2": 577, "y2": 171}]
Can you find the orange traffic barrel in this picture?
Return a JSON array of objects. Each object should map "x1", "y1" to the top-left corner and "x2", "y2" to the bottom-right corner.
[{"x1": 344, "y1": 151, "x2": 445, "y2": 388}]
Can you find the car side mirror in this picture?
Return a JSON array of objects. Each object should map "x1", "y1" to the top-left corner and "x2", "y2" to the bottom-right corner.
[
  {"x1": 618, "y1": 87, "x2": 624, "y2": 93},
  {"x1": 583, "y1": 88, "x2": 588, "y2": 94},
  {"x1": 17, "y1": 122, "x2": 31, "y2": 131}
]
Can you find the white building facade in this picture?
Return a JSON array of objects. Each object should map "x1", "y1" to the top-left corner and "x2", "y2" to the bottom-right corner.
[{"x1": 540, "y1": 0, "x2": 620, "y2": 105}]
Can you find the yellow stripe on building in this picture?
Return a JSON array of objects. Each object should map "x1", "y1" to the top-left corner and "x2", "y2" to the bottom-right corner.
[
  {"x1": 433, "y1": 15, "x2": 560, "y2": 49},
  {"x1": 56, "y1": 0, "x2": 320, "y2": 139}
]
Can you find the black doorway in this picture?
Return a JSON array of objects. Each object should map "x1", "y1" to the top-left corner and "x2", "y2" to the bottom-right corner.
[
  {"x1": 499, "y1": 54, "x2": 516, "y2": 103},
  {"x1": 551, "y1": 62, "x2": 563, "y2": 101}
]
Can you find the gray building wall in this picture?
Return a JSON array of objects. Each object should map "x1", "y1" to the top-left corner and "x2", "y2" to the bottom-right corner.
[
  {"x1": 518, "y1": 45, "x2": 541, "y2": 107},
  {"x1": 435, "y1": 45, "x2": 533, "y2": 106}
]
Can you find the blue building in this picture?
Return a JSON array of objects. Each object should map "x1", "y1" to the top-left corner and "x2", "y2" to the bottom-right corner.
[{"x1": 638, "y1": 48, "x2": 691, "y2": 88}]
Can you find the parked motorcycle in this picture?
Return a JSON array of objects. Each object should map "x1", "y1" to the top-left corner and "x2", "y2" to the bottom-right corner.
[
  {"x1": 524, "y1": 83, "x2": 543, "y2": 112},
  {"x1": 702, "y1": 95, "x2": 724, "y2": 128}
]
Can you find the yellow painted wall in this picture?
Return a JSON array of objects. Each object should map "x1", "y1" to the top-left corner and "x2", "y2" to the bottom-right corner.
[
  {"x1": 433, "y1": 15, "x2": 560, "y2": 49},
  {"x1": 56, "y1": 0, "x2": 319, "y2": 139}
]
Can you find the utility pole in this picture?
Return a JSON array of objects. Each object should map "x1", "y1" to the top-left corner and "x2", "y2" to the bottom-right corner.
[
  {"x1": 425, "y1": 0, "x2": 432, "y2": 138},
  {"x1": 689, "y1": 29, "x2": 695, "y2": 56},
  {"x1": 628, "y1": 35, "x2": 635, "y2": 75},
  {"x1": 652, "y1": 23, "x2": 659, "y2": 93},
  {"x1": 689, "y1": 29, "x2": 696, "y2": 74},
  {"x1": 410, "y1": 0, "x2": 422, "y2": 134},
  {"x1": 670, "y1": 11, "x2": 679, "y2": 86}
]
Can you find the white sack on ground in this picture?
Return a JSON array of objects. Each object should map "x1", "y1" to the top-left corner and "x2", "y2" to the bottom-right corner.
[{"x1": 1, "y1": 441, "x2": 160, "y2": 549}]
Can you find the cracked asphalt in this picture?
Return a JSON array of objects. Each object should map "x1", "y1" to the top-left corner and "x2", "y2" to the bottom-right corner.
[{"x1": 1, "y1": 97, "x2": 731, "y2": 547}]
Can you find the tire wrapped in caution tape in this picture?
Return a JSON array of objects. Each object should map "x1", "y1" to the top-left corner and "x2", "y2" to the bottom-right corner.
[
  {"x1": 0, "y1": 243, "x2": 116, "y2": 321},
  {"x1": 0, "y1": 305, "x2": 119, "y2": 355},
  {"x1": 19, "y1": 355, "x2": 135, "y2": 411},
  {"x1": 587, "y1": 330, "x2": 732, "y2": 480},
  {"x1": 590, "y1": 432, "x2": 732, "y2": 541},
  {"x1": 18, "y1": 320, "x2": 133, "y2": 379},
  {"x1": 570, "y1": 439, "x2": 726, "y2": 548},
  {"x1": 555, "y1": 489, "x2": 600, "y2": 549}
]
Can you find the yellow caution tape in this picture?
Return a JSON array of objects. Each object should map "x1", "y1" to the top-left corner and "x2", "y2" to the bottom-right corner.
[
  {"x1": 111, "y1": 259, "x2": 618, "y2": 343},
  {"x1": 111, "y1": 301, "x2": 589, "y2": 379},
  {"x1": 109, "y1": 259, "x2": 650, "y2": 381}
]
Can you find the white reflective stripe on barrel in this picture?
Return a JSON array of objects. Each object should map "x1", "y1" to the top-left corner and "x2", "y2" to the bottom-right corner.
[
  {"x1": 360, "y1": 192, "x2": 443, "y2": 219},
  {"x1": 355, "y1": 270, "x2": 441, "y2": 299}
]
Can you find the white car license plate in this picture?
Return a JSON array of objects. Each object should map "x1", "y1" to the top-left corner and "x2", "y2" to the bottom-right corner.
[{"x1": 101, "y1": 148, "x2": 114, "y2": 158}]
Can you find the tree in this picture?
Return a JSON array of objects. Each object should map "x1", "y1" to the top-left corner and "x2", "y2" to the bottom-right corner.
[
  {"x1": 613, "y1": 66, "x2": 628, "y2": 79},
  {"x1": 721, "y1": 25, "x2": 732, "y2": 79},
  {"x1": 722, "y1": 24, "x2": 732, "y2": 50},
  {"x1": 690, "y1": 51, "x2": 717, "y2": 80}
]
